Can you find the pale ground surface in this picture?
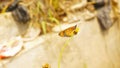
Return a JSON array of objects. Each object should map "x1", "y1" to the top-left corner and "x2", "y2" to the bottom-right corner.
[{"x1": 0, "y1": 2, "x2": 120, "y2": 68}]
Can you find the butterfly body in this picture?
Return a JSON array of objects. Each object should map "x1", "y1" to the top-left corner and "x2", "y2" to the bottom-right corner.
[{"x1": 59, "y1": 25, "x2": 79, "y2": 37}]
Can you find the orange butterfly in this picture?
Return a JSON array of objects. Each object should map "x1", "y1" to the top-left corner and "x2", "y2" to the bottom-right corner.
[
  {"x1": 59, "y1": 25, "x2": 79, "y2": 37},
  {"x1": 42, "y1": 63, "x2": 51, "y2": 68}
]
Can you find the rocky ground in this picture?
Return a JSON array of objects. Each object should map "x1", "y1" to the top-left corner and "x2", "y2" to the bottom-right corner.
[
  {"x1": 0, "y1": 13, "x2": 120, "y2": 68},
  {"x1": 0, "y1": 0, "x2": 120, "y2": 68}
]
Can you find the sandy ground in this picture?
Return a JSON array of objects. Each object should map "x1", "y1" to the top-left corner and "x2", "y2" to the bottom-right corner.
[
  {"x1": 0, "y1": 1, "x2": 120, "y2": 67},
  {"x1": 0, "y1": 16, "x2": 120, "y2": 68}
]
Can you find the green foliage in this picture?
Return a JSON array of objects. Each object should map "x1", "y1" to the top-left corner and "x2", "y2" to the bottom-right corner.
[
  {"x1": 83, "y1": 62, "x2": 87, "y2": 68},
  {"x1": 41, "y1": 21, "x2": 47, "y2": 34},
  {"x1": 58, "y1": 37, "x2": 73, "y2": 68},
  {"x1": 29, "y1": 0, "x2": 66, "y2": 34},
  {"x1": 50, "y1": 0, "x2": 59, "y2": 9},
  {"x1": 49, "y1": 17, "x2": 59, "y2": 24},
  {"x1": 48, "y1": 9, "x2": 59, "y2": 24}
]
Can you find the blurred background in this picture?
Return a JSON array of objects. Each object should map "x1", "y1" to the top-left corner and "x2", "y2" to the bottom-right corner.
[{"x1": 0, "y1": 0, "x2": 120, "y2": 68}]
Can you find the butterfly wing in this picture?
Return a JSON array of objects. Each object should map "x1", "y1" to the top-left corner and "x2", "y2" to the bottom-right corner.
[{"x1": 59, "y1": 25, "x2": 78, "y2": 37}]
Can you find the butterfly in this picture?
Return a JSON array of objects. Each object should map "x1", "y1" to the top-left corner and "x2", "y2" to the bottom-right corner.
[
  {"x1": 42, "y1": 63, "x2": 51, "y2": 68},
  {"x1": 58, "y1": 25, "x2": 79, "y2": 37}
]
